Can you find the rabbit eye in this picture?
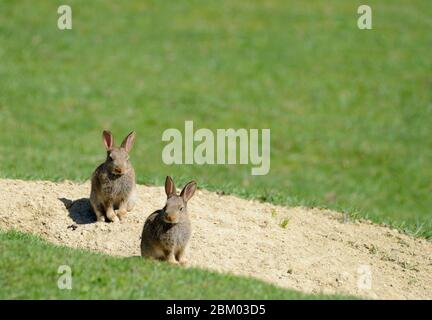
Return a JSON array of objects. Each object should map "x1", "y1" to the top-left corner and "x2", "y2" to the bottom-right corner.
[{"x1": 180, "y1": 207, "x2": 184, "y2": 212}]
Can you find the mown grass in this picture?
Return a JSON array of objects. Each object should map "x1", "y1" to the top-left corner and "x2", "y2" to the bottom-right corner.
[
  {"x1": 0, "y1": 230, "x2": 352, "y2": 299},
  {"x1": 0, "y1": 1, "x2": 430, "y2": 239}
]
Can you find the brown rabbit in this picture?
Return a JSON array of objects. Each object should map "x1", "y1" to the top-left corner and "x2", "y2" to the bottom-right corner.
[
  {"x1": 90, "y1": 130, "x2": 137, "y2": 222},
  {"x1": 141, "y1": 176, "x2": 197, "y2": 264}
]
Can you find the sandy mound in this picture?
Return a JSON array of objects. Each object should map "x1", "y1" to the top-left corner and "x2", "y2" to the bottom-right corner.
[{"x1": 0, "y1": 179, "x2": 431, "y2": 299}]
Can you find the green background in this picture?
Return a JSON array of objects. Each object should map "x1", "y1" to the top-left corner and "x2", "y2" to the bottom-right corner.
[{"x1": 0, "y1": 0, "x2": 431, "y2": 237}]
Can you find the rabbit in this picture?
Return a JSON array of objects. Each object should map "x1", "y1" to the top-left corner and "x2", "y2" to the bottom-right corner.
[
  {"x1": 141, "y1": 176, "x2": 197, "y2": 264},
  {"x1": 90, "y1": 130, "x2": 137, "y2": 223}
]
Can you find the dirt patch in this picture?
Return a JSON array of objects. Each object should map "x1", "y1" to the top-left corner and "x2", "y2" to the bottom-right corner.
[{"x1": 0, "y1": 179, "x2": 431, "y2": 299}]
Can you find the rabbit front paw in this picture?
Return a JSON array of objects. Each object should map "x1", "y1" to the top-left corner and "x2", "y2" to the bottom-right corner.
[
  {"x1": 166, "y1": 253, "x2": 179, "y2": 264},
  {"x1": 106, "y1": 210, "x2": 119, "y2": 223},
  {"x1": 117, "y1": 208, "x2": 127, "y2": 221}
]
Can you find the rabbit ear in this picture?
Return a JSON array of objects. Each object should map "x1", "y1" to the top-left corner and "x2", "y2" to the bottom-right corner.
[
  {"x1": 121, "y1": 131, "x2": 136, "y2": 153},
  {"x1": 165, "y1": 176, "x2": 176, "y2": 197},
  {"x1": 180, "y1": 181, "x2": 197, "y2": 202},
  {"x1": 102, "y1": 130, "x2": 114, "y2": 150}
]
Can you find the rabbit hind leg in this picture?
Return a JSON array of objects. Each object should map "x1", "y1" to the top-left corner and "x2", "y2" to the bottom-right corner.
[{"x1": 142, "y1": 245, "x2": 165, "y2": 261}]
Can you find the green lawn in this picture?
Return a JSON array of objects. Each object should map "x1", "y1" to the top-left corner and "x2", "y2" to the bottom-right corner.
[
  {"x1": 0, "y1": 230, "x2": 351, "y2": 299},
  {"x1": 0, "y1": 0, "x2": 430, "y2": 241}
]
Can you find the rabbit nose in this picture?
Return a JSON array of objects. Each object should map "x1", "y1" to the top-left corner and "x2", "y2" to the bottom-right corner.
[
  {"x1": 165, "y1": 214, "x2": 176, "y2": 223},
  {"x1": 113, "y1": 167, "x2": 124, "y2": 174}
]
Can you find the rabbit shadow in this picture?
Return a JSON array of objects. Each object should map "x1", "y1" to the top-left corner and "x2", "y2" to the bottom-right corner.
[{"x1": 58, "y1": 197, "x2": 96, "y2": 225}]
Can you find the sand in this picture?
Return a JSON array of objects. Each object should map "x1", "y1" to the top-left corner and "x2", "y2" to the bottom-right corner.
[{"x1": 0, "y1": 179, "x2": 431, "y2": 299}]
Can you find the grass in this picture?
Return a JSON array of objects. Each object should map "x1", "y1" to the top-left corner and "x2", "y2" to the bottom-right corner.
[
  {"x1": 0, "y1": 230, "x2": 352, "y2": 299},
  {"x1": 279, "y1": 218, "x2": 290, "y2": 229},
  {"x1": 0, "y1": 1, "x2": 431, "y2": 237}
]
